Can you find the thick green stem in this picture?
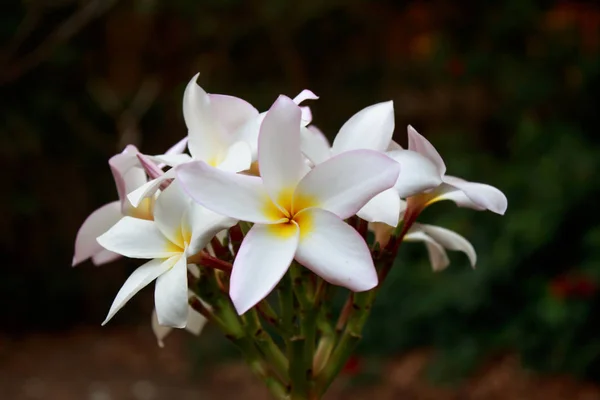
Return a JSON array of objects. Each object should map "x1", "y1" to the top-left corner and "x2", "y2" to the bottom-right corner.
[
  {"x1": 245, "y1": 308, "x2": 289, "y2": 382},
  {"x1": 288, "y1": 335, "x2": 308, "y2": 399}
]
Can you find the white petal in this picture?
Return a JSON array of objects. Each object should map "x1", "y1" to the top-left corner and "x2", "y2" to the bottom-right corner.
[
  {"x1": 151, "y1": 153, "x2": 192, "y2": 167},
  {"x1": 294, "y1": 150, "x2": 400, "y2": 219},
  {"x1": 403, "y1": 229, "x2": 450, "y2": 272},
  {"x1": 386, "y1": 149, "x2": 443, "y2": 197},
  {"x1": 369, "y1": 221, "x2": 394, "y2": 248},
  {"x1": 406, "y1": 125, "x2": 446, "y2": 175},
  {"x1": 301, "y1": 125, "x2": 331, "y2": 165},
  {"x1": 208, "y1": 93, "x2": 259, "y2": 133},
  {"x1": 151, "y1": 309, "x2": 170, "y2": 348},
  {"x1": 165, "y1": 137, "x2": 188, "y2": 155},
  {"x1": 295, "y1": 208, "x2": 377, "y2": 291},
  {"x1": 292, "y1": 89, "x2": 319, "y2": 105},
  {"x1": 184, "y1": 203, "x2": 237, "y2": 256},
  {"x1": 387, "y1": 140, "x2": 403, "y2": 151},
  {"x1": 331, "y1": 101, "x2": 394, "y2": 154},
  {"x1": 155, "y1": 254, "x2": 189, "y2": 328},
  {"x1": 97, "y1": 217, "x2": 177, "y2": 259},
  {"x1": 102, "y1": 258, "x2": 171, "y2": 325},
  {"x1": 127, "y1": 168, "x2": 176, "y2": 208},
  {"x1": 73, "y1": 201, "x2": 122, "y2": 266},
  {"x1": 185, "y1": 304, "x2": 209, "y2": 335},
  {"x1": 232, "y1": 113, "x2": 264, "y2": 161},
  {"x1": 230, "y1": 223, "x2": 299, "y2": 315},
  {"x1": 177, "y1": 161, "x2": 282, "y2": 224},
  {"x1": 91, "y1": 249, "x2": 121, "y2": 265},
  {"x1": 417, "y1": 223, "x2": 477, "y2": 267},
  {"x1": 217, "y1": 141, "x2": 252, "y2": 173},
  {"x1": 258, "y1": 95, "x2": 304, "y2": 209},
  {"x1": 441, "y1": 176, "x2": 508, "y2": 215},
  {"x1": 154, "y1": 181, "x2": 190, "y2": 246},
  {"x1": 183, "y1": 73, "x2": 227, "y2": 161},
  {"x1": 356, "y1": 188, "x2": 401, "y2": 227}
]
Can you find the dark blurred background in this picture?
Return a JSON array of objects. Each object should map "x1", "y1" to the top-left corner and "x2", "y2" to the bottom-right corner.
[{"x1": 2, "y1": 0, "x2": 600, "y2": 399}]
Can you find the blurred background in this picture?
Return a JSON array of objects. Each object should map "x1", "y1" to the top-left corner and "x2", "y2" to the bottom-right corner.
[{"x1": 2, "y1": 0, "x2": 600, "y2": 399}]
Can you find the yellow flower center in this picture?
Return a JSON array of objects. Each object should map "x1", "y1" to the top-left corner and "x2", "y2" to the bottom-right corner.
[{"x1": 265, "y1": 187, "x2": 318, "y2": 240}]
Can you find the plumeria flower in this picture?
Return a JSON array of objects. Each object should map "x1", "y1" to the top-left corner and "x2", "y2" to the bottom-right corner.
[
  {"x1": 96, "y1": 181, "x2": 236, "y2": 327},
  {"x1": 403, "y1": 125, "x2": 507, "y2": 222},
  {"x1": 128, "y1": 73, "x2": 257, "y2": 207},
  {"x1": 177, "y1": 95, "x2": 401, "y2": 314},
  {"x1": 72, "y1": 145, "x2": 150, "y2": 266},
  {"x1": 151, "y1": 292, "x2": 208, "y2": 347},
  {"x1": 299, "y1": 101, "x2": 444, "y2": 227},
  {"x1": 372, "y1": 220, "x2": 476, "y2": 272}
]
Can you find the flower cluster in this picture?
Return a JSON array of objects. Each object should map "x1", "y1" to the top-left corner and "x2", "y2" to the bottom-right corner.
[{"x1": 73, "y1": 73, "x2": 507, "y2": 399}]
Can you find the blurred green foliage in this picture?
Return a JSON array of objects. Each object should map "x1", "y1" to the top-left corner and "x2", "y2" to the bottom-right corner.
[{"x1": 1, "y1": 0, "x2": 599, "y2": 383}]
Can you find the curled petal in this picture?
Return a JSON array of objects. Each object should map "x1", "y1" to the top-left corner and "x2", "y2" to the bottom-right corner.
[
  {"x1": 292, "y1": 89, "x2": 319, "y2": 105},
  {"x1": 73, "y1": 201, "x2": 123, "y2": 266},
  {"x1": 97, "y1": 217, "x2": 177, "y2": 259},
  {"x1": 417, "y1": 223, "x2": 477, "y2": 267},
  {"x1": 258, "y1": 95, "x2": 304, "y2": 209},
  {"x1": 183, "y1": 73, "x2": 227, "y2": 161},
  {"x1": 155, "y1": 254, "x2": 189, "y2": 328},
  {"x1": 230, "y1": 223, "x2": 299, "y2": 314},
  {"x1": 185, "y1": 204, "x2": 237, "y2": 256},
  {"x1": 403, "y1": 229, "x2": 450, "y2": 272},
  {"x1": 357, "y1": 188, "x2": 401, "y2": 227},
  {"x1": 387, "y1": 149, "x2": 443, "y2": 197},
  {"x1": 102, "y1": 257, "x2": 172, "y2": 325},
  {"x1": 127, "y1": 168, "x2": 176, "y2": 208},
  {"x1": 301, "y1": 125, "x2": 331, "y2": 165},
  {"x1": 177, "y1": 162, "x2": 281, "y2": 224},
  {"x1": 165, "y1": 137, "x2": 188, "y2": 156},
  {"x1": 407, "y1": 125, "x2": 446, "y2": 176},
  {"x1": 294, "y1": 150, "x2": 400, "y2": 219},
  {"x1": 109, "y1": 145, "x2": 146, "y2": 210},
  {"x1": 295, "y1": 208, "x2": 377, "y2": 291},
  {"x1": 441, "y1": 176, "x2": 508, "y2": 215},
  {"x1": 332, "y1": 101, "x2": 394, "y2": 154}
]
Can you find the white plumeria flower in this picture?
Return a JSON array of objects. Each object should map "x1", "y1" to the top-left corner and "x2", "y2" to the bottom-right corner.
[
  {"x1": 151, "y1": 291, "x2": 208, "y2": 348},
  {"x1": 72, "y1": 145, "x2": 151, "y2": 266},
  {"x1": 127, "y1": 73, "x2": 257, "y2": 207},
  {"x1": 97, "y1": 181, "x2": 236, "y2": 327},
  {"x1": 403, "y1": 126, "x2": 508, "y2": 217},
  {"x1": 299, "y1": 101, "x2": 444, "y2": 227},
  {"x1": 177, "y1": 95, "x2": 400, "y2": 314},
  {"x1": 372, "y1": 220, "x2": 476, "y2": 272}
]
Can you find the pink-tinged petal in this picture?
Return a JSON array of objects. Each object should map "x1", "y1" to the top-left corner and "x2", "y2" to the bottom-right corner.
[
  {"x1": 183, "y1": 73, "x2": 227, "y2": 161},
  {"x1": 102, "y1": 257, "x2": 172, "y2": 325},
  {"x1": 295, "y1": 208, "x2": 377, "y2": 291},
  {"x1": 387, "y1": 149, "x2": 443, "y2": 197},
  {"x1": 73, "y1": 201, "x2": 122, "y2": 266},
  {"x1": 208, "y1": 93, "x2": 259, "y2": 134},
  {"x1": 417, "y1": 223, "x2": 477, "y2": 267},
  {"x1": 331, "y1": 101, "x2": 394, "y2": 154},
  {"x1": 369, "y1": 221, "x2": 394, "y2": 248},
  {"x1": 151, "y1": 309, "x2": 170, "y2": 347},
  {"x1": 127, "y1": 168, "x2": 176, "y2": 208},
  {"x1": 258, "y1": 95, "x2": 304, "y2": 209},
  {"x1": 155, "y1": 254, "x2": 189, "y2": 328},
  {"x1": 301, "y1": 125, "x2": 331, "y2": 165},
  {"x1": 407, "y1": 125, "x2": 446, "y2": 175},
  {"x1": 184, "y1": 204, "x2": 237, "y2": 256},
  {"x1": 230, "y1": 223, "x2": 299, "y2": 314},
  {"x1": 300, "y1": 106, "x2": 313, "y2": 124},
  {"x1": 441, "y1": 175, "x2": 508, "y2": 215},
  {"x1": 97, "y1": 217, "x2": 178, "y2": 259},
  {"x1": 165, "y1": 137, "x2": 188, "y2": 155},
  {"x1": 292, "y1": 89, "x2": 319, "y2": 105},
  {"x1": 217, "y1": 141, "x2": 252, "y2": 172},
  {"x1": 177, "y1": 161, "x2": 283, "y2": 224},
  {"x1": 109, "y1": 145, "x2": 145, "y2": 208},
  {"x1": 387, "y1": 140, "x2": 403, "y2": 151},
  {"x1": 403, "y1": 229, "x2": 450, "y2": 272},
  {"x1": 356, "y1": 188, "x2": 401, "y2": 227},
  {"x1": 294, "y1": 150, "x2": 400, "y2": 219},
  {"x1": 91, "y1": 249, "x2": 121, "y2": 266},
  {"x1": 154, "y1": 181, "x2": 190, "y2": 246}
]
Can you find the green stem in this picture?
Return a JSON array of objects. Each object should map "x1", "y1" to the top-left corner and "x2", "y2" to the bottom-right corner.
[
  {"x1": 288, "y1": 335, "x2": 308, "y2": 398},
  {"x1": 245, "y1": 308, "x2": 289, "y2": 382}
]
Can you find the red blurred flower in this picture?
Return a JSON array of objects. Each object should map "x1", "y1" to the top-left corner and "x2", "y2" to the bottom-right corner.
[
  {"x1": 342, "y1": 355, "x2": 362, "y2": 376},
  {"x1": 549, "y1": 274, "x2": 597, "y2": 299}
]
